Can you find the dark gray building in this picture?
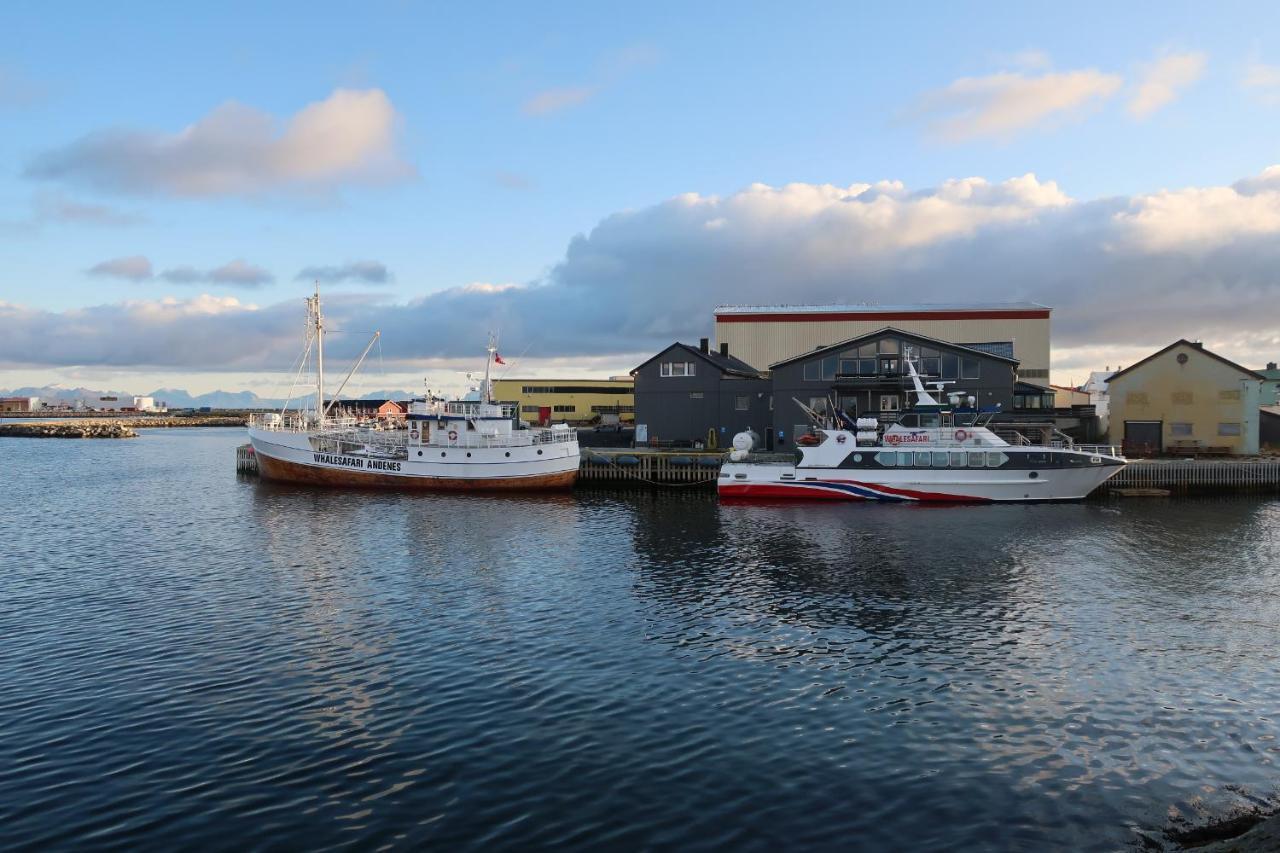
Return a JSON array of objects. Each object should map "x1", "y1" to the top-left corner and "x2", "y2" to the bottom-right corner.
[
  {"x1": 768, "y1": 327, "x2": 1019, "y2": 447},
  {"x1": 632, "y1": 340, "x2": 771, "y2": 448}
]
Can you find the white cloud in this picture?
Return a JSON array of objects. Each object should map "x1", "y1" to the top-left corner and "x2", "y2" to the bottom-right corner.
[
  {"x1": 14, "y1": 166, "x2": 1280, "y2": 376},
  {"x1": 295, "y1": 260, "x2": 390, "y2": 284},
  {"x1": 25, "y1": 88, "x2": 414, "y2": 198},
  {"x1": 907, "y1": 69, "x2": 1123, "y2": 141},
  {"x1": 1243, "y1": 61, "x2": 1280, "y2": 104},
  {"x1": 88, "y1": 255, "x2": 153, "y2": 281},
  {"x1": 33, "y1": 192, "x2": 144, "y2": 226},
  {"x1": 1128, "y1": 51, "x2": 1206, "y2": 119},
  {"x1": 521, "y1": 86, "x2": 598, "y2": 117}
]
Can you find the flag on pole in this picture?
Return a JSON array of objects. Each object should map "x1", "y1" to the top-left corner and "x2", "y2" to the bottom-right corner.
[{"x1": 494, "y1": 353, "x2": 506, "y2": 364}]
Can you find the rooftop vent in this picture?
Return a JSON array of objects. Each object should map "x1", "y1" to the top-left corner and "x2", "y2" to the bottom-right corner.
[
  {"x1": 699, "y1": 337, "x2": 709, "y2": 353},
  {"x1": 720, "y1": 342, "x2": 729, "y2": 357}
]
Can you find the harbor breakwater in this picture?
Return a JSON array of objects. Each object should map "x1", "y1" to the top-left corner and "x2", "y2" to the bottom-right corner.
[{"x1": 0, "y1": 416, "x2": 245, "y2": 438}]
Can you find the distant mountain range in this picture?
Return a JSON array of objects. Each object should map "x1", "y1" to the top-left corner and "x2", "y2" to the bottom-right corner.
[{"x1": 2, "y1": 385, "x2": 417, "y2": 409}]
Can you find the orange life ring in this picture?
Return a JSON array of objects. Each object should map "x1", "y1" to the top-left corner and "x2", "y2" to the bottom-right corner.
[
  {"x1": 448, "y1": 429, "x2": 458, "y2": 441},
  {"x1": 954, "y1": 429, "x2": 968, "y2": 441}
]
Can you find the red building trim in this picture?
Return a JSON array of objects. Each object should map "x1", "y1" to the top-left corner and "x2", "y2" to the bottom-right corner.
[{"x1": 716, "y1": 309, "x2": 1050, "y2": 323}]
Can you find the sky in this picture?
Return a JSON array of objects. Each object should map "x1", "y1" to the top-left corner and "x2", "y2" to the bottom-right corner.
[{"x1": 4, "y1": 1, "x2": 1280, "y2": 395}]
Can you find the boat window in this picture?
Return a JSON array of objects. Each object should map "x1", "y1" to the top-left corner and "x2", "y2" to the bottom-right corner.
[
  {"x1": 987, "y1": 452, "x2": 1008, "y2": 467},
  {"x1": 919, "y1": 413, "x2": 940, "y2": 428},
  {"x1": 1025, "y1": 452, "x2": 1050, "y2": 465},
  {"x1": 915, "y1": 451, "x2": 931, "y2": 466},
  {"x1": 897, "y1": 451, "x2": 914, "y2": 467},
  {"x1": 950, "y1": 451, "x2": 966, "y2": 467},
  {"x1": 877, "y1": 452, "x2": 896, "y2": 466},
  {"x1": 967, "y1": 451, "x2": 986, "y2": 467},
  {"x1": 931, "y1": 451, "x2": 949, "y2": 467},
  {"x1": 898, "y1": 413, "x2": 919, "y2": 427}
]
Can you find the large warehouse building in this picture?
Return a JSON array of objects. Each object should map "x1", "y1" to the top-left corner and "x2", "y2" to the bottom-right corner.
[
  {"x1": 714, "y1": 302, "x2": 1051, "y2": 381},
  {"x1": 491, "y1": 377, "x2": 634, "y2": 425}
]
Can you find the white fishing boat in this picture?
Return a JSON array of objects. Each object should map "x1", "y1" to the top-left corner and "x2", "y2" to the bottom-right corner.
[
  {"x1": 247, "y1": 287, "x2": 579, "y2": 491},
  {"x1": 719, "y1": 349, "x2": 1125, "y2": 502}
]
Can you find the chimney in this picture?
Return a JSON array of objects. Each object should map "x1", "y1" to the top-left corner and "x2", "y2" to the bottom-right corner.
[
  {"x1": 1192, "y1": 340, "x2": 1204, "y2": 349},
  {"x1": 720, "y1": 342, "x2": 729, "y2": 357},
  {"x1": 1269, "y1": 362, "x2": 1277, "y2": 371},
  {"x1": 699, "y1": 337, "x2": 709, "y2": 353}
]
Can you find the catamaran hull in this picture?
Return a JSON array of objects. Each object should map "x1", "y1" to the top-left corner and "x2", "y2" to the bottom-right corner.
[
  {"x1": 248, "y1": 428, "x2": 578, "y2": 491},
  {"x1": 718, "y1": 463, "x2": 1124, "y2": 502}
]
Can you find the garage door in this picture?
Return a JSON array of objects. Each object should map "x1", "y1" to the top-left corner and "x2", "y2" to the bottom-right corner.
[{"x1": 1124, "y1": 420, "x2": 1162, "y2": 454}]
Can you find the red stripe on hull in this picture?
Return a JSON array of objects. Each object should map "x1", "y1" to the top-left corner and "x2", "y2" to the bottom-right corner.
[
  {"x1": 718, "y1": 483, "x2": 868, "y2": 500},
  {"x1": 834, "y1": 479, "x2": 991, "y2": 503},
  {"x1": 257, "y1": 454, "x2": 577, "y2": 491},
  {"x1": 715, "y1": 310, "x2": 1050, "y2": 323}
]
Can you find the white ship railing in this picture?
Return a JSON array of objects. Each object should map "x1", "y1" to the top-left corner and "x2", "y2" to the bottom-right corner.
[{"x1": 429, "y1": 429, "x2": 577, "y2": 449}]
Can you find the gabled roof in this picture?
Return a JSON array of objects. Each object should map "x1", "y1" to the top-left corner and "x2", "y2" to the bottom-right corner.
[
  {"x1": 631, "y1": 342, "x2": 764, "y2": 378},
  {"x1": 768, "y1": 326, "x2": 1020, "y2": 369},
  {"x1": 715, "y1": 301, "x2": 1049, "y2": 315},
  {"x1": 1107, "y1": 340, "x2": 1266, "y2": 383}
]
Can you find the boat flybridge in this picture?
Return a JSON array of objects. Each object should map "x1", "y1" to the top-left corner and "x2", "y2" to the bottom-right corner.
[
  {"x1": 718, "y1": 349, "x2": 1125, "y2": 502},
  {"x1": 246, "y1": 285, "x2": 578, "y2": 490}
]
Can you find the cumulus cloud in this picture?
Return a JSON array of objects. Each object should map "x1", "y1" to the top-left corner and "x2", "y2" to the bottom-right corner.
[
  {"x1": 25, "y1": 88, "x2": 414, "y2": 198},
  {"x1": 295, "y1": 260, "x2": 389, "y2": 284},
  {"x1": 907, "y1": 68, "x2": 1122, "y2": 140},
  {"x1": 522, "y1": 86, "x2": 598, "y2": 116},
  {"x1": 1243, "y1": 61, "x2": 1280, "y2": 104},
  {"x1": 16, "y1": 166, "x2": 1280, "y2": 375},
  {"x1": 34, "y1": 192, "x2": 144, "y2": 226},
  {"x1": 1128, "y1": 51, "x2": 1206, "y2": 119},
  {"x1": 88, "y1": 255, "x2": 153, "y2": 281}
]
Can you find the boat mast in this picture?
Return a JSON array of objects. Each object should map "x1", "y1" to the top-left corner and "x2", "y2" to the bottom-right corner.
[
  {"x1": 482, "y1": 333, "x2": 496, "y2": 404},
  {"x1": 309, "y1": 282, "x2": 326, "y2": 420}
]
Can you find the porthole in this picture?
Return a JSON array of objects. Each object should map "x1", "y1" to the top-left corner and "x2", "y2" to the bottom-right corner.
[
  {"x1": 1028, "y1": 471, "x2": 1038, "y2": 479},
  {"x1": 537, "y1": 449, "x2": 543, "y2": 455},
  {"x1": 417, "y1": 451, "x2": 422, "y2": 457},
  {"x1": 505, "y1": 452, "x2": 511, "y2": 457},
  {"x1": 441, "y1": 452, "x2": 446, "y2": 457},
  {"x1": 853, "y1": 453, "x2": 862, "y2": 463},
  {"x1": 467, "y1": 452, "x2": 472, "y2": 458}
]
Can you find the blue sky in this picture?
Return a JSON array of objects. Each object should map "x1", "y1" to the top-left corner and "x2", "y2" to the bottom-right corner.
[{"x1": 4, "y1": 2, "x2": 1280, "y2": 393}]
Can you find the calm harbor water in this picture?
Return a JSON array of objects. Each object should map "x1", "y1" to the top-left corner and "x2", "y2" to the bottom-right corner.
[{"x1": 2, "y1": 429, "x2": 1279, "y2": 851}]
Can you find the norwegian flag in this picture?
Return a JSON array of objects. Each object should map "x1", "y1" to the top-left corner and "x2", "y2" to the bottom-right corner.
[{"x1": 493, "y1": 353, "x2": 506, "y2": 365}]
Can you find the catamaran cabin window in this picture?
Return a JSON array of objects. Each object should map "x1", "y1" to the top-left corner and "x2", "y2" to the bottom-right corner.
[
  {"x1": 897, "y1": 451, "x2": 914, "y2": 467},
  {"x1": 950, "y1": 451, "x2": 966, "y2": 467},
  {"x1": 932, "y1": 451, "x2": 949, "y2": 467},
  {"x1": 986, "y1": 452, "x2": 1007, "y2": 467},
  {"x1": 898, "y1": 414, "x2": 919, "y2": 427},
  {"x1": 877, "y1": 452, "x2": 897, "y2": 466},
  {"x1": 915, "y1": 451, "x2": 931, "y2": 466},
  {"x1": 919, "y1": 413, "x2": 941, "y2": 428},
  {"x1": 967, "y1": 451, "x2": 986, "y2": 467}
]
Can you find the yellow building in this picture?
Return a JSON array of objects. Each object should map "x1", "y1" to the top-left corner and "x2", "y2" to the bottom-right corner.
[
  {"x1": 491, "y1": 377, "x2": 635, "y2": 425},
  {"x1": 1108, "y1": 340, "x2": 1264, "y2": 455}
]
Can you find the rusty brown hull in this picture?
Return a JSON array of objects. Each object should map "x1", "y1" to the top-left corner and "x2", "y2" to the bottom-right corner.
[{"x1": 257, "y1": 453, "x2": 578, "y2": 491}]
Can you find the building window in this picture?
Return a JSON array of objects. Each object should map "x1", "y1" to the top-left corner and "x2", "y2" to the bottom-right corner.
[
  {"x1": 1126, "y1": 392, "x2": 1149, "y2": 405},
  {"x1": 941, "y1": 355, "x2": 958, "y2": 380},
  {"x1": 803, "y1": 362, "x2": 819, "y2": 382},
  {"x1": 1172, "y1": 391, "x2": 1193, "y2": 404},
  {"x1": 553, "y1": 404, "x2": 575, "y2": 413},
  {"x1": 590, "y1": 405, "x2": 634, "y2": 414},
  {"x1": 660, "y1": 361, "x2": 696, "y2": 377},
  {"x1": 1170, "y1": 422, "x2": 1193, "y2": 437},
  {"x1": 921, "y1": 357, "x2": 940, "y2": 376},
  {"x1": 880, "y1": 358, "x2": 899, "y2": 374},
  {"x1": 689, "y1": 392, "x2": 704, "y2": 400},
  {"x1": 821, "y1": 356, "x2": 837, "y2": 381},
  {"x1": 521, "y1": 405, "x2": 541, "y2": 413},
  {"x1": 879, "y1": 394, "x2": 900, "y2": 411},
  {"x1": 808, "y1": 397, "x2": 829, "y2": 413},
  {"x1": 879, "y1": 339, "x2": 900, "y2": 355},
  {"x1": 1218, "y1": 422, "x2": 1242, "y2": 437},
  {"x1": 1020, "y1": 369, "x2": 1050, "y2": 379},
  {"x1": 961, "y1": 358, "x2": 980, "y2": 380},
  {"x1": 736, "y1": 395, "x2": 749, "y2": 411},
  {"x1": 1219, "y1": 389, "x2": 1242, "y2": 401}
]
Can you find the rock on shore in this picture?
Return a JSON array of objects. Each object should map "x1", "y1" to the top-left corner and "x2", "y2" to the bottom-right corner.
[{"x1": 0, "y1": 421, "x2": 138, "y2": 438}]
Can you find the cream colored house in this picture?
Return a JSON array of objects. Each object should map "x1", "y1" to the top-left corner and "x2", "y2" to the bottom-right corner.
[{"x1": 1108, "y1": 340, "x2": 1263, "y2": 455}]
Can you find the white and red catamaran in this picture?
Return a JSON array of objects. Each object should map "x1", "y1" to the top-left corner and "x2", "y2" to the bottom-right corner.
[
  {"x1": 246, "y1": 286, "x2": 578, "y2": 490},
  {"x1": 719, "y1": 351, "x2": 1125, "y2": 502}
]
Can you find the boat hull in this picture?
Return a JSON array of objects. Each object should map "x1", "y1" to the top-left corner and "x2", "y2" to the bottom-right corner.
[
  {"x1": 718, "y1": 461, "x2": 1124, "y2": 502},
  {"x1": 248, "y1": 428, "x2": 578, "y2": 491}
]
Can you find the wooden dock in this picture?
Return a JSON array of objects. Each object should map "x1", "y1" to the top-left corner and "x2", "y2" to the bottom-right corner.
[
  {"x1": 578, "y1": 450, "x2": 724, "y2": 486},
  {"x1": 1103, "y1": 459, "x2": 1280, "y2": 493}
]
